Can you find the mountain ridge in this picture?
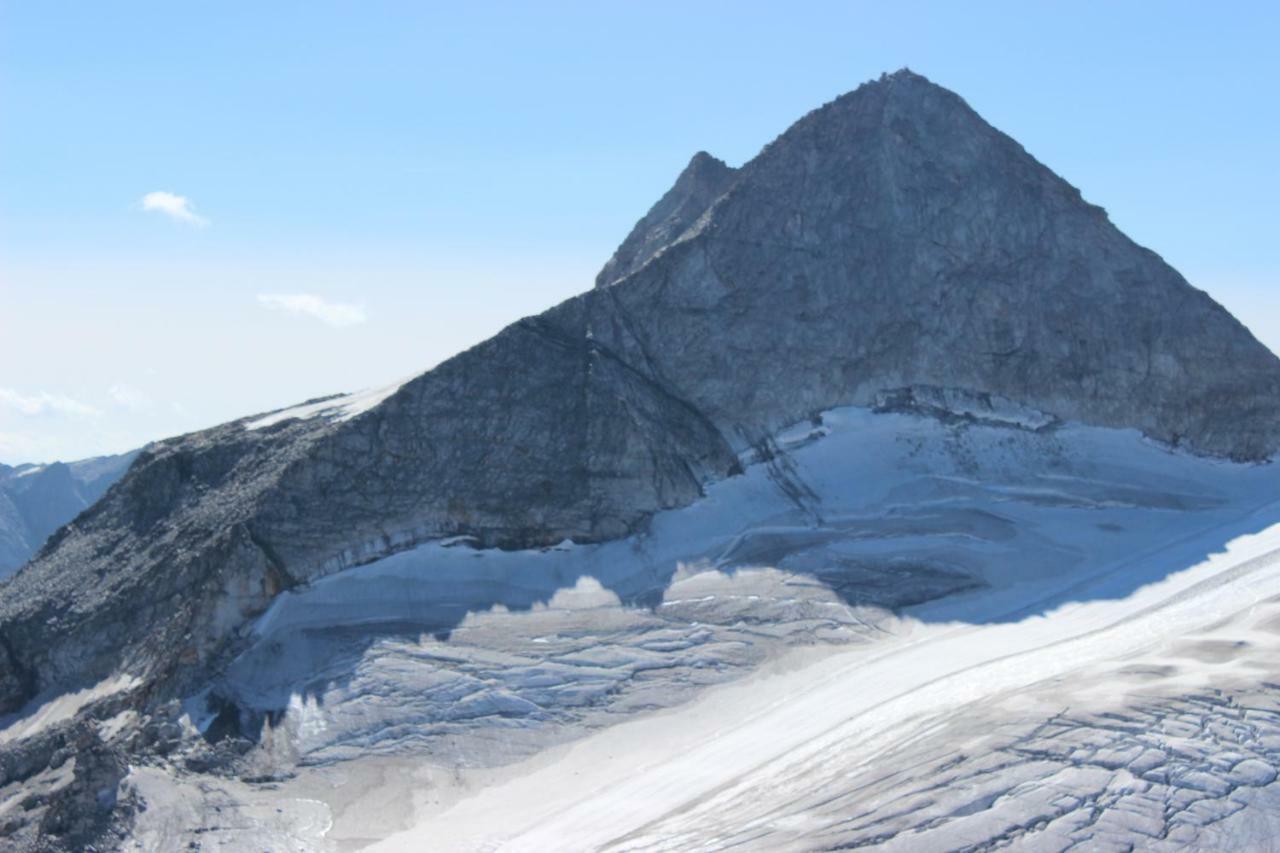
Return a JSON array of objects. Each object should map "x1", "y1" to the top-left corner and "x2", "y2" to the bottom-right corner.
[{"x1": 2, "y1": 68, "x2": 1277, "y2": 729}]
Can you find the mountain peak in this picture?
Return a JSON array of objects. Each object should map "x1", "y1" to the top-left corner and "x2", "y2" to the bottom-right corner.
[
  {"x1": 6, "y1": 70, "x2": 1280, "y2": 736},
  {"x1": 686, "y1": 149, "x2": 726, "y2": 168},
  {"x1": 878, "y1": 66, "x2": 933, "y2": 85},
  {"x1": 594, "y1": 151, "x2": 738, "y2": 288},
  {"x1": 795, "y1": 68, "x2": 955, "y2": 121},
  {"x1": 594, "y1": 71, "x2": 986, "y2": 292},
  {"x1": 587, "y1": 72, "x2": 1280, "y2": 461}
]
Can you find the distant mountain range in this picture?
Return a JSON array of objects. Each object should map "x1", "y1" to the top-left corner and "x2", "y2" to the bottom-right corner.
[{"x1": 0, "y1": 451, "x2": 137, "y2": 577}]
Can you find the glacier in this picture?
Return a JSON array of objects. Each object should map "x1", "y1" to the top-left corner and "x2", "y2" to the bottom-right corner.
[
  {"x1": 113, "y1": 405, "x2": 1280, "y2": 850},
  {"x1": 7, "y1": 70, "x2": 1280, "y2": 851}
]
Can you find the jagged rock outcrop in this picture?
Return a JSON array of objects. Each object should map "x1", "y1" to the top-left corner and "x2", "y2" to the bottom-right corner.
[
  {"x1": 2, "y1": 68, "x2": 1278, "y2": 739},
  {"x1": 595, "y1": 150, "x2": 738, "y2": 288}
]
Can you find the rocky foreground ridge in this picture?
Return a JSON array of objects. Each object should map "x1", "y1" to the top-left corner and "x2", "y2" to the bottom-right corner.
[{"x1": 2, "y1": 69, "x2": 1279, "y2": 848}]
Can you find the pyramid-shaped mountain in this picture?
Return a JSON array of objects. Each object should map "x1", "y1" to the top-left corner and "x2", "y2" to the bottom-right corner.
[{"x1": 2, "y1": 69, "x2": 1277, "y2": 716}]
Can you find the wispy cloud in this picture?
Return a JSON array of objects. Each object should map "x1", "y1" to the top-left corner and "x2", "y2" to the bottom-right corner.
[
  {"x1": 256, "y1": 293, "x2": 367, "y2": 327},
  {"x1": 0, "y1": 388, "x2": 101, "y2": 418},
  {"x1": 140, "y1": 190, "x2": 208, "y2": 226}
]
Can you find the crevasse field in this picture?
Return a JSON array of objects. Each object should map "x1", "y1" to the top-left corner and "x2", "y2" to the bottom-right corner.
[{"x1": 127, "y1": 407, "x2": 1280, "y2": 850}]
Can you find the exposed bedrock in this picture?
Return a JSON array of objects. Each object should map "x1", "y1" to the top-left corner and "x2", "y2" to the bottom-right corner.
[{"x1": 2, "y1": 69, "x2": 1278, "y2": 740}]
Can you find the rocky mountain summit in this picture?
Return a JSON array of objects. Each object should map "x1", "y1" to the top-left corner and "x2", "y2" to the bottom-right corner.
[
  {"x1": 2, "y1": 69, "x2": 1279, "y2": 849},
  {"x1": 594, "y1": 149, "x2": 738, "y2": 288}
]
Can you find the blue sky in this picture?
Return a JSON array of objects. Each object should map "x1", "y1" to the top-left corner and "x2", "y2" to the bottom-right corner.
[{"x1": 1, "y1": 1, "x2": 1277, "y2": 462}]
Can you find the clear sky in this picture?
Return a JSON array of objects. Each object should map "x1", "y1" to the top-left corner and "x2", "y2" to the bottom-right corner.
[{"x1": 1, "y1": 1, "x2": 1277, "y2": 463}]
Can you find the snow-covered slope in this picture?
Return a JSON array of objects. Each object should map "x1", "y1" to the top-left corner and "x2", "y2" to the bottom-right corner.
[{"x1": 117, "y1": 407, "x2": 1280, "y2": 850}]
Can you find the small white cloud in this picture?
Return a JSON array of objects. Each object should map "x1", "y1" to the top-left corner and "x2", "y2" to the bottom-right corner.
[
  {"x1": 140, "y1": 190, "x2": 208, "y2": 226},
  {"x1": 108, "y1": 383, "x2": 152, "y2": 412},
  {"x1": 256, "y1": 293, "x2": 367, "y2": 327},
  {"x1": 0, "y1": 388, "x2": 101, "y2": 418}
]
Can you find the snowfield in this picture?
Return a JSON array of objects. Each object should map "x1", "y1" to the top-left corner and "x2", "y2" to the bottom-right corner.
[
  {"x1": 130, "y1": 408, "x2": 1280, "y2": 851},
  {"x1": 242, "y1": 378, "x2": 409, "y2": 431}
]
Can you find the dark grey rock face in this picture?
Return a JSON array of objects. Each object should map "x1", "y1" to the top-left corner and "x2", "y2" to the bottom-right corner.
[
  {"x1": 1, "y1": 68, "x2": 1277, "y2": 756},
  {"x1": 581, "y1": 71, "x2": 1280, "y2": 460}
]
